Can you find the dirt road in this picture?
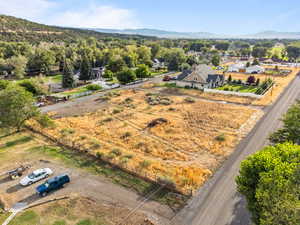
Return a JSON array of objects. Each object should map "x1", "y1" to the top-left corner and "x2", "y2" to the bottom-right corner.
[
  {"x1": 173, "y1": 74, "x2": 300, "y2": 225},
  {"x1": 41, "y1": 73, "x2": 169, "y2": 115}
]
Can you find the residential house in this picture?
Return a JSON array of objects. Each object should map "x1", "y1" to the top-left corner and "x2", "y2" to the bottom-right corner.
[
  {"x1": 152, "y1": 59, "x2": 165, "y2": 70},
  {"x1": 176, "y1": 64, "x2": 225, "y2": 89},
  {"x1": 91, "y1": 67, "x2": 105, "y2": 79},
  {"x1": 246, "y1": 65, "x2": 265, "y2": 74},
  {"x1": 227, "y1": 63, "x2": 245, "y2": 72}
]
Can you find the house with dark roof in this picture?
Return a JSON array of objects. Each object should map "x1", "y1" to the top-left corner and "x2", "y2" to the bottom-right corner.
[{"x1": 176, "y1": 64, "x2": 225, "y2": 89}]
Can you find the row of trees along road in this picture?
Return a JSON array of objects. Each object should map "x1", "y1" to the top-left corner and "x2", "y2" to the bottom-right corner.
[{"x1": 236, "y1": 101, "x2": 300, "y2": 225}]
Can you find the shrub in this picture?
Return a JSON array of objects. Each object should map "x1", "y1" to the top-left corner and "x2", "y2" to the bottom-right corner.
[
  {"x1": 79, "y1": 135, "x2": 87, "y2": 140},
  {"x1": 60, "y1": 128, "x2": 75, "y2": 136},
  {"x1": 103, "y1": 69, "x2": 114, "y2": 79},
  {"x1": 36, "y1": 114, "x2": 55, "y2": 128},
  {"x1": 247, "y1": 76, "x2": 256, "y2": 85},
  {"x1": 160, "y1": 98, "x2": 172, "y2": 105},
  {"x1": 98, "y1": 96, "x2": 110, "y2": 101},
  {"x1": 111, "y1": 148, "x2": 122, "y2": 156},
  {"x1": 116, "y1": 68, "x2": 136, "y2": 84},
  {"x1": 19, "y1": 79, "x2": 47, "y2": 96},
  {"x1": 215, "y1": 134, "x2": 226, "y2": 142},
  {"x1": 96, "y1": 152, "x2": 103, "y2": 159},
  {"x1": 124, "y1": 97, "x2": 133, "y2": 103},
  {"x1": 90, "y1": 139, "x2": 101, "y2": 149},
  {"x1": 102, "y1": 117, "x2": 113, "y2": 123},
  {"x1": 139, "y1": 160, "x2": 151, "y2": 169},
  {"x1": 121, "y1": 131, "x2": 132, "y2": 139},
  {"x1": 0, "y1": 79, "x2": 10, "y2": 90},
  {"x1": 123, "y1": 154, "x2": 133, "y2": 159},
  {"x1": 112, "y1": 108, "x2": 123, "y2": 114},
  {"x1": 86, "y1": 84, "x2": 102, "y2": 91},
  {"x1": 184, "y1": 97, "x2": 196, "y2": 103}
]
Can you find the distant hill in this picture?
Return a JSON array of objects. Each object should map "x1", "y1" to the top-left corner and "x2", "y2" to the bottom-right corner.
[
  {"x1": 240, "y1": 31, "x2": 300, "y2": 39},
  {"x1": 1, "y1": 15, "x2": 300, "y2": 42},
  {"x1": 0, "y1": 15, "x2": 154, "y2": 43},
  {"x1": 92, "y1": 28, "x2": 300, "y2": 40},
  {"x1": 92, "y1": 28, "x2": 219, "y2": 39}
]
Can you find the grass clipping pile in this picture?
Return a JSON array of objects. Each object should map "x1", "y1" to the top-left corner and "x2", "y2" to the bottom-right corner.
[{"x1": 29, "y1": 89, "x2": 261, "y2": 194}]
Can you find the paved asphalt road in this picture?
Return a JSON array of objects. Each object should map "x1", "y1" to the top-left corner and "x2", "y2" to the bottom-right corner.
[{"x1": 173, "y1": 75, "x2": 300, "y2": 225}]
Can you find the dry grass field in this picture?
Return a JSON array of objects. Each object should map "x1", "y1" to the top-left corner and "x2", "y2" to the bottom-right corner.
[{"x1": 29, "y1": 89, "x2": 263, "y2": 194}]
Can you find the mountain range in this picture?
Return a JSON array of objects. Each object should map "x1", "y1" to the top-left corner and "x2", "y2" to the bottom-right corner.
[
  {"x1": 1, "y1": 14, "x2": 300, "y2": 41},
  {"x1": 92, "y1": 28, "x2": 300, "y2": 40}
]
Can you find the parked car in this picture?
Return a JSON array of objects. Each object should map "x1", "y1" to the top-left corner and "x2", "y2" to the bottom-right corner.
[
  {"x1": 20, "y1": 168, "x2": 53, "y2": 186},
  {"x1": 170, "y1": 76, "x2": 178, "y2": 81},
  {"x1": 163, "y1": 75, "x2": 171, "y2": 81},
  {"x1": 36, "y1": 174, "x2": 70, "y2": 197}
]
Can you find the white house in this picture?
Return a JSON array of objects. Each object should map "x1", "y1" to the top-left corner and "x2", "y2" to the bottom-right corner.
[
  {"x1": 246, "y1": 65, "x2": 265, "y2": 74},
  {"x1": 227, "y1": 63, "x2": 245, "y2": 72}
]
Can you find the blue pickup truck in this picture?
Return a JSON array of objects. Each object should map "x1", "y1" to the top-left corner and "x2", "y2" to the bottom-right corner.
[{"x1": 36, "y1": 174, "x2": 70, "y2": 196}]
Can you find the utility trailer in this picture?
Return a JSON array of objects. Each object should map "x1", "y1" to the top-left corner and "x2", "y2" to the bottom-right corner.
[{"x1": 0, "y1": 165, "x2": 30, "y2": 180}]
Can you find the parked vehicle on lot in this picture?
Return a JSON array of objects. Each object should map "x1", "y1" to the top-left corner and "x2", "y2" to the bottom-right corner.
[
  {"x1": 20, "y1": 168, "x2": 53, "y2": 186},
  {"x1": 163, "y1": 75, "x2": 171, "y2": 81},
  {"x1": 170, "y1": 76, "x2": 178, "y2": 81},
  {"x1": 36, "y1": 174, "x2": 70, "y2": 197}
]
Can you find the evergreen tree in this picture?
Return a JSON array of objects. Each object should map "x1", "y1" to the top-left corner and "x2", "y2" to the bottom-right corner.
[
  {"x1": 79, "y1": 53, "x2": 92, "y2": 81},
  {"x1": 62, "y1": 59, "x2": 75, "y2": 88}
]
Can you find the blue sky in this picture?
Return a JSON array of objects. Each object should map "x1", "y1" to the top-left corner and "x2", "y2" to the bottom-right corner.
[{"x1": 0, "y1": 0, "x2": 300, "y2": 34}]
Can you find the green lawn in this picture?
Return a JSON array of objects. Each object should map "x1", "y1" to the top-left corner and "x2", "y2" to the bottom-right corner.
[
  {"x1": 151, "y1": 70, "x2": 168, "y2": 76},
  {"x1": 42, "y1": 74, "x2": 63, "y2": 84},
  {"x1": 55, "y1": 85, "x2": 99, "y2": 98},
  {"x1": 217, "y1": 84, "x2": 259, "y2": 93}
]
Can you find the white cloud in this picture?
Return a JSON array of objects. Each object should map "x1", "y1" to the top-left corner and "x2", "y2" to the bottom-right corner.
[
  {"x1": 49, "y1": 4, "x2": 140, "y2": 29},
  {"x1": 0, "y1": 0, "x2": 140, "y2": 29},
  {"x1": 0, "y1": 0, "x2": 55, "y2": 21}
]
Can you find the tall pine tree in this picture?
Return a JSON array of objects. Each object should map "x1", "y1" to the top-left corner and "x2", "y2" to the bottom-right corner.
[
  {"x1": 62, "y1": 59, "x2": 75, "y2": 88},
  {"x1": 79, "y1": 53, "x2": 92, "y2": 81}
]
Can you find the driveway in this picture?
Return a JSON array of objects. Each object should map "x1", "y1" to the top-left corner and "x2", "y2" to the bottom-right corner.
[
  {"x1": 0, "y1": 159, "x2": 174, "y2": 224},
  {"x1": 172, "y1": 75, "x2": 300, "y2": 225}
]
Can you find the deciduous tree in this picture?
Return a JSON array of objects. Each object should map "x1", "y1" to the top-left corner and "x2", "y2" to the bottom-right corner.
[
  {"x1": 0, "y1": 84, "x2": 39, "y2": 131},
  {"x1": 236, "y1": 143, "x2": 300, "y2": 225},
  {"x1": 116, "y1": 68, "x2": 136, "y2": 84},
  {"x1": 135, "y1": 64, "x2": 151, "y2": 78}
]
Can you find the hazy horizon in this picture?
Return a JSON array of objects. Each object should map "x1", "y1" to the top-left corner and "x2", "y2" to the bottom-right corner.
[{"x1": 0, "y1": 0, "x2": 300, "y2": 35}]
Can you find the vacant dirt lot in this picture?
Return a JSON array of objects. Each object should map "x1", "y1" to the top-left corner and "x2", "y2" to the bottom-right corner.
[{"x1": 30, "y1": 88, "x2": 263, "y2": 194}]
